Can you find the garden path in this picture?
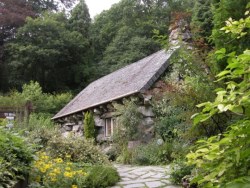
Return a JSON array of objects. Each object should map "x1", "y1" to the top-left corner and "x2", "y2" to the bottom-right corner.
[{"x1": 111, "y1": 164, "x2": 181, "y2": 188}]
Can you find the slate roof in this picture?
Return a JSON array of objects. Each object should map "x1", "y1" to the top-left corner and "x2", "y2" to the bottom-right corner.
[{"x1": 52, "y1": 47, "x2": 179, "y2": 120}]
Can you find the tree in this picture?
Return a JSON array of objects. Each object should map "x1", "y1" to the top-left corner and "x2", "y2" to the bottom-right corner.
[
  {"x1": 101, "y1": 26, "x2": 160, "y2": 75},
  {"x1": 68, "y1": 0, "x2": 91, "y2": 36},
  {"x1": 5, "y1": 12, "x2": 90, "y2": 92},
  {"x1": 90, "y1": 0, "x2": 177, "y2": 78},
  {"x1": 0, "y1": 0, "x2": 78, "y2": 93},
  {"x1": 212, "y1": 0, "x2": 249, "y2": 53},
  {"x1": 84, "y1": 111, "x2": 96, "y2": 139},
  {"x1": 191, "y1": 0, "x2": 213, "y2": 48}
]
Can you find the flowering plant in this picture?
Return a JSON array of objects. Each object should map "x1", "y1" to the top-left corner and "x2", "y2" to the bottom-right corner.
[{"x1": 30, "y1": 152, "x2": 87, "y2": 188}]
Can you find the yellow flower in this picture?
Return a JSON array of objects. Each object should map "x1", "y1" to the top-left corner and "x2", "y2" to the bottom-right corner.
[
  {"x1": 76, "y1": 170, "x2": 87, "y2": 176},
  {"x1": 53, "y1": 167, "x2": 60, "y2": 174},
  {"x1": 72, "y1": 185, "x2": 78, "y2": 188},
  {"x1": 54, "y1": 158, "x2": 63, "y2": 163},
  {"x1": 51, "y1": 177, "x2": 57, "y2": 182},
  {"x1": 40, "y1": 168, "x2": 46, "y2": 173},
  {"x1": 44, "y1": 164, "x2": 52, "y2": 170},
  {"x1": 41, "y1": 155, "x2": 49, "y2": 160},
  {"x1": 66, "y1": 162, "x2": 73, "y2": 166},
  {"x1": 49, "y1": 172, "x2": 56, "y2": 177},
  {"x1": 65, "y1": 167, "x2": 71, "y2": 171},
  {"x1": 66, "y1": 154, "x2": 71, "y2": 158},
  {"x1": 64, "y1": 171, "x2": 73, "y2": 178}
]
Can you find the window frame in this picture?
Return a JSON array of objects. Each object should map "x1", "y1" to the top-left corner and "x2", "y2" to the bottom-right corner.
[{"x1": 104, "y1": 118, "x2": 116, "y2": 137}]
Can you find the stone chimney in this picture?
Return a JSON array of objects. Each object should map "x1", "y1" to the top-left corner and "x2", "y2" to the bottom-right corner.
[{"x1": 168, "y1": 12, "x2": 192, "y2": 46}]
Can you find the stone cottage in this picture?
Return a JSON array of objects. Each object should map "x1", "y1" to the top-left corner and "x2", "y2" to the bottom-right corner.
[
  {"x1": 52, "y1": 46, "x2": 180, "y2": 142},
  {"x1": 52, "y1": 15, "x2": 192, "y2": 143}
]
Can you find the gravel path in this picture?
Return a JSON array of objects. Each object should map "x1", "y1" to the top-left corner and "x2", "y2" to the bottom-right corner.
[{"x1": 111, "y1": 164, "x2": 181, "y2": 188}]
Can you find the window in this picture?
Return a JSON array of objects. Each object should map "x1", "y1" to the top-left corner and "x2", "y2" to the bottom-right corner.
[{"x1": 105, "y1": 118, "x2": 116, "y2": 137}]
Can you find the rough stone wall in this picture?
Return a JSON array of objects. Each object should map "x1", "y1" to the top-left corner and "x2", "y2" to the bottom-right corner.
[
  {"x1": 57, "y1": 94, "x2": 156, "y2": 143},
  {"x1": 59, "y1": 112, "x2": 84, "y2": 137}
]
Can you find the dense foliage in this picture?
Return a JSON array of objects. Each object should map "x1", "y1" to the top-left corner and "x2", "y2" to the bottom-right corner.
[
  {"x1": 114, "y1": 98, "x2": 143, "y2": 141},
  {"x1": 0, "y1": 0, "x2": 194, "y2": 93},
  {"x1": 1, "y1": 0, "x2": 250, "y2": 187},
  {"x1": 30, "y1": 152, "x2": 87, "y2": 188},
  {"x1": 0, "y1": 128, "x2": 34, "y2": 187},
  {"x1": 30, "y1": 152, "x2": 118, "y2": 188},
  {"x1": 0, "y1": 81, "x2": 72, "y2": 117},
  {"x1": 46, "y1": 136, "x2": 109, "y2": 164},
  {"x1": 84, "y1": 165, "x2": 120, "y2": 188},
  {"x1": 187, "y1": 10, "x2": 250, "y2": 187}
]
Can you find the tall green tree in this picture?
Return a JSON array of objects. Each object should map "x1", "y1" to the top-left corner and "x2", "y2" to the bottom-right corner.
[
  {"x1": 191, "y1": 0, "x2": 213, "y2": 47},
  {"x1": 6, "y1": 12, "x2": 90, "y2": 92},
  {"x1": 102, "y1": 26, "x2": 159, "y2": 75},
  {"x1": 68, "y1": 0, "x2": 91, "y2": 36},
  {"x1": 0, "y1": 0, "x2": 76, "y2": 93}
]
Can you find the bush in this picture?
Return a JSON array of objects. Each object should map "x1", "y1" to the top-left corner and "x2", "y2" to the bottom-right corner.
[
  {"x1": 170, "y1": 159, "x2": 193, "y2": 185},
  {"x1": 129, "y1": 140, "x2": 189, "y2": 165},
  {"x1": 29, "y1": 152, "x2": 87, "y2": 188},
  {"x1": 0, "y1": 128, "x2": 34, "y2": 187},
  {"x1": 84, "y1": 165, "x2": 120, "y2": 188},
  {"x1": 187, "y1": 13, "x2": 250, "y2": 187},
  {"x1": 23, "y1": 114, "x2": 61, "y2": 148},
  {"x1": 114, "y1": 98, "x2": 143, "y2": 140},
  {"x1": 131, "y1": 141, "x2": 173, "y2": 165},
  {"x1": 116, "y1": 147, "x2": 133, "y2": 164},
  {"x1": 0, "y1": 81, "x2": 72, "y2": 116},
  {"x1": 46, "y1": 136, "x2": 109, "y2": 165},
  {"x1": 0, "y1": 118, "x2": 7, "y2": 127},
  {"x1": 105, "y1": 144, "x2": 120, "y2": 161}
]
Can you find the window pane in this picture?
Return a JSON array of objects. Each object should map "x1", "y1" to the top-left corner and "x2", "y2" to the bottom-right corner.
[{"x1": 106, "y1": 118, "x2": 111, "y2": 136}]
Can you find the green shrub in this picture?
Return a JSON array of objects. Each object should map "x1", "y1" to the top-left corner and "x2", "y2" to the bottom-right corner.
[
  {"x1": 130, "y1": 140, "x2": 189, "y2": 165},
  {"x1": 46, "y1": 136, "x2": 109, "y2": 165},
  {"x1": 0, "y1": 81, "x2": 72, "y2": 117},
  {"x1": 29, "y1": 152, "x2": 87, "y2": 188},
  {"x1": 27, "y1": 113, "x2": 55, "y2": 130},
  {"x1": 116, "y1": 147, "x2": 133, "y2": 164},
  {"x1": 114, "y1": 98, "x2": 143, "y2": 140},
  {"x1": 23, "y1": 114, "x2": 61, "y2": 148},
  {"x1": 170, "y1": 159, "x2": 193, "y2": 185},
  {"x1": 84, "y1": 165, "x2": 120, "y2": 188},
  {"x1": 0, "y1": 128, "x2": 34, "y2": 187},
  {"x1": 131, "y1": 141, "x2": 159, "y2": 165},
  {"x1": 84, "y1": 111, "x2": 96, "y2": 139},
  {"x1": 105, "y1": 144, "x2": 120, "y2": 161},
  {"x1": 187, "y1": 13, "x2": 250, "y2": 187},
  {"x1": 0, "y1": 118, "x2": 7, "y2": 127},
  {"x1": 131, "y1": 141, "x2": 173, "y2": 165}
]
